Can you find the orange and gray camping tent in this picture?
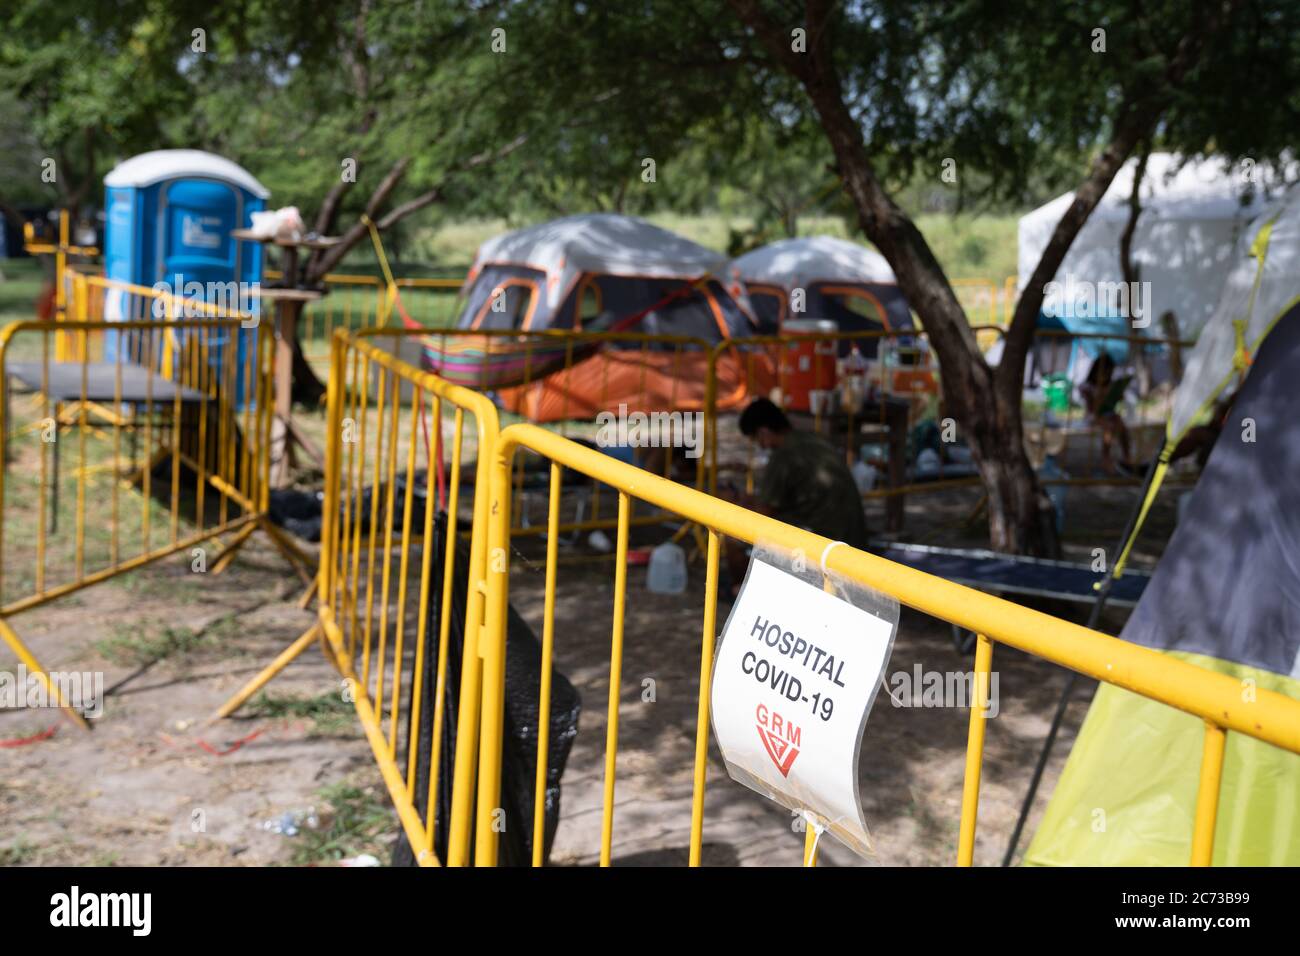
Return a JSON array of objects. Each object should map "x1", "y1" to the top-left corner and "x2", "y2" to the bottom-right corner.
[
  {"x1": 404, "y1": 213, "x2": 772, "y2": 422},
  {"x1": 731, "y1": 235, "x2": 915, "y2": 349}
]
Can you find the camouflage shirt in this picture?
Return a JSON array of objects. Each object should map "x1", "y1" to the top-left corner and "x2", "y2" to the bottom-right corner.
[{"x1": 757, "y1": 428, "x2": 868, "y2": 549}]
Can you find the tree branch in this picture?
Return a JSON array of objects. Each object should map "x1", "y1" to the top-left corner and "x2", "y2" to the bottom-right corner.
[
  {"x1": 306, "y1": 157, "x2": 412, "y2": 281},
  {"x1": 310, "y1": 2, "x2": 377, "y2": 242},
  {"x1": 305, "y1": 130, "x2": 530, "y2": 283},
  {"x1": 995, "y1": 0, "x2": 1241, "y2": 395},
  {"x1": 729, "y1": 0, "x2": 988, "y2": 405}
]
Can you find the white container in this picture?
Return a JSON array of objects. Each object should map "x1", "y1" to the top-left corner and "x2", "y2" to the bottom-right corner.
[
  {"x1": 852, "y1": 460, "x2": 877, "y2": 493},
  {"x1": 646, "y1": 542, "x2": 687, "y2": 594}
]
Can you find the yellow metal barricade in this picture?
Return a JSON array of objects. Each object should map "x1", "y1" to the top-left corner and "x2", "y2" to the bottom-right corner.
[
  {"x1": 706, "y1": 328, "x2": 940, "y2": 534},
  {"x1": 0, "y1": 274, "x2": 310, "y2": 728},
  {"x1": 375, "y1": 326, "x2": 718, "y2": 544},
  {"x1": 951, "y1": 277, "x2": 998, "y2": 328},
  {"x1": 478, "y1": 424, "x2": 1300, "y2": 866},
  {"x1": 1002, "y1": 275, "x2": 1018, "y2": 326},
  {"x1": 215, "y1": 327, "x2": 500, "y2": 866},
  {"x1": 705, "y1": 325, "x2": 1204, "y2": 523},
  {"x1": 274, "y1": 272, "x2": 466, "y2": 362}
]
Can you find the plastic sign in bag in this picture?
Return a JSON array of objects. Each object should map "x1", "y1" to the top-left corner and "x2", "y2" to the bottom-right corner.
[{"x1": 710, "y1": 544, "x2": 897, "y2": 859}]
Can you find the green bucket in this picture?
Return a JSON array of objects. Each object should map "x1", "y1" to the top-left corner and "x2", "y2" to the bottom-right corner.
[{"x1": 1043, "y1": 374, "x2": 1071, "y2": 413}]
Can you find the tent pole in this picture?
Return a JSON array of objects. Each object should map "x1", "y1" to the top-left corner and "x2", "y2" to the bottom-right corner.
[{"x1": 1000, "y1": 442, "x2": 1166, "y2": 867}]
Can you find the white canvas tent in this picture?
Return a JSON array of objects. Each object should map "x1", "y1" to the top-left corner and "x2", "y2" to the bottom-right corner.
[
  {"x1": 1018, "y1": 153, "x2": 1291, "y2": 338},
  {"x1": 1168, "y1": 186, "x2": 1300, "y2": 441}
]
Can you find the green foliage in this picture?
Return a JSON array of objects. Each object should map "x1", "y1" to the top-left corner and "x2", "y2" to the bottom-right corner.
[
  {"x1": 0, "y1": 0, "x2": 212, "y2": 205},
  {"x1": 290, "y1": 782, "x2": 393, "y2": 865},
  {"x1": 246, "y1": 691, "x2": 355, "y2": 737},
  {"x1": 2, "y1": 0, "x2": 1295, "y2": 248},
  {"x1": 0, "y1": 838, "x2": 38, "y2": 865},
  {"x1": 96, "y1": 623, "x2": 205, "y2": 667}
]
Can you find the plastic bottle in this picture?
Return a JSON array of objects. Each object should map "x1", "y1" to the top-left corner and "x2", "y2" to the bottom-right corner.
[
  {"x1": 841, "y1": 345, "x2": 868, "y2": 411},
  {"x1": 852, "y1": 459, "x2": 877, "y2": 493},
  {"x1": 646, "y1": 542, "x2": 688, "y2": 594}
]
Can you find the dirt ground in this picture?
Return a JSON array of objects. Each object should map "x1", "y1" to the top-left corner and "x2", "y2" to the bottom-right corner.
[{"x1": 0, "y1": 405, "x2": 1184, "y2": 867}]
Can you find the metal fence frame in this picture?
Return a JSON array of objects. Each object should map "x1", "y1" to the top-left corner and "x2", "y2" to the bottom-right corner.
[
  {"x1": 0, "y1": 277, "x2": 310, "y2": 729},
  {"x1": 215, "y1": 327, "x2": 502, "y2": 866},
  {"x1": 478, "y1": 423, "x2": 1300, "y2": 867}
]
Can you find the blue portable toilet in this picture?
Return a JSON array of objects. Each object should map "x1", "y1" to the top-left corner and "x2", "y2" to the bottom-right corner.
[{"x1": 102, "y1": 149, "x2": 269, "y2": 396}]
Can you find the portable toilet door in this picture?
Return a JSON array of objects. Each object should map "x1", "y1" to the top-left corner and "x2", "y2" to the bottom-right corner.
[{"x1": 103, "y1": 150, "x2": 269, "y2": 398}]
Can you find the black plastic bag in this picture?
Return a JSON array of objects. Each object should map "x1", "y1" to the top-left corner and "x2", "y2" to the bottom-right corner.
[{"x1": 393, "y1": 511, "x2": 581, "y2": 866}]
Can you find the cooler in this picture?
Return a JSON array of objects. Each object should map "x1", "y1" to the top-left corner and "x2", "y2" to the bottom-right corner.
[{"x1": 779, "y1": 318, "x2": 838, "y2": 412}]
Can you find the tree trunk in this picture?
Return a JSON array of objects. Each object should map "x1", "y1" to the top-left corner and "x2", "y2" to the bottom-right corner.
[
  {"x1": 1121, "y1": 144, "x2": 1151, "y2": 396},
  {"x1": 791, "y1": 39, "x2": 1059, "y2": 553},
  {"x1": 291, "y1": 325, "x2": 327, "y2": 406},
  {"x1": 725, "y1": 0, "x2": 1230, "y2": 552},
  {"x1": 972, "y1": 390, "x2": 1059, "y2": 554}
]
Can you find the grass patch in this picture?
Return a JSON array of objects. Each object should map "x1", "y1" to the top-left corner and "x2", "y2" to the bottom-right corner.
[
  {"x1": 246, "y1": 690, "x2": 355, "y2": 737},
  {"x1": 289, "y1": 782, "x2": 395, "y2": 866},
  {"x1": 0, "y1": 257, "x2": 45, "y2": 324},
  {"x1": 95, "y1": 623, "x2": 206, "y2": 668},
  {"x1": 0, "y1": 838, "x2": 38, "y2": 865}
]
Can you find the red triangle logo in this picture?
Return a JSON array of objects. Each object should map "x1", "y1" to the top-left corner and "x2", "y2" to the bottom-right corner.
[{"x1": 757, "y1": 725, "x2": 800, "y2": 777}]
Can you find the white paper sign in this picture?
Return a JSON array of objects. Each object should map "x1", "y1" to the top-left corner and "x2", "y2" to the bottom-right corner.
[{"x1": 711, "y1": 556, "x2": 895, "y2": 858}]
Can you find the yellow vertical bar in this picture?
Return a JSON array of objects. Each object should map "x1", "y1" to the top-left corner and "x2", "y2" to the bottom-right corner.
[
  {"x1": 421, "y1": 403, "x2": 462, "y2": 848},
  {"x1": 193, "y1": 328, "x2": 209, "y2": 538},
  {"x1": 348, "y1": 351, "x2": 371, "y2": 656},
  {"x1": 467, "y1": 419, "x2": 507, "y2": 866},
  {"x1": 373, "y1": 371, "x2": 400, "y2": 724},
  {"x1": 240, "y1": 326, "x2": 255, "y2": 504},
  {"x1": 216, "y1": 323, "x2": 232, "y2": 527},
  {"x1": 142, "y1": 325, "x2": 155, "y2": 553},
  {"x1": 316, "y1": 332, "x2": 345, "y2": 607},
  {"x1": 957, "y1": 633, "x2": 995, "y2": 866},
  {"x1": 405, "y1": 393, "x2": 441, "y2": 794},
  {"x1": 55, "y1": 210, "x2": 67, "y2": 325},
  {"x1": 531, "y1": 461, "x2": 563, "y2": 866},
  {"x1": 800, "y1": 568, "x2": 844, "y2": 868},
  {"x1": 802, "y1": 825, "x2": 819, "y2": 866},
  {"x1": 169, "y1": 325, "x2": 183, "y2": 546},
  {"x1": 36, "y1": 332, "x2": 48, "y2": 594},
  {"x1": 111, "y1": 330, "x2": 123, "y2": 567},
  {"x1": 688, "y1": 529, "x2": 720, "y2": 866},
  {"x1": 361, "y1": 364, "x2": 387, "y2": 687},
  {"x1": 335, "y1": 344, "x2": 360, "y2": 625},
  {"x1": 75, "y1": 326, "x2": 88, "y2": 578},
  {"x1": 1190, "y1": 722, "x2": 1227, "y2": 866},
  {"x1": 388, "y1": 384, "x2": 422, "y2": 755},
  {"x1": 599, "y1": 492, "x2": 631, "y2": 867}
]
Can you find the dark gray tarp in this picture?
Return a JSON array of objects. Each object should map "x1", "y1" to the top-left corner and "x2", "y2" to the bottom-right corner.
[
  {"x1": 1119, "y1": 304, "x2": 1300, "y2": 678},
  {"x1": 393, "y1": 510, "x2": 581, "y2": 866}
]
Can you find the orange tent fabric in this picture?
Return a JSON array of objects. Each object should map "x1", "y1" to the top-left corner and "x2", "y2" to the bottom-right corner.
[{"x1": 497, "y1": 348, "x2": 775, "y2": 422}]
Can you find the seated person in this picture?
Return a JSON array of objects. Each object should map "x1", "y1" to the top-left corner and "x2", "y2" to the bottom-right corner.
[
  {"x1": 721, "y1": 398, "x2": 869, "y2": 591},
  {"x1": 1079, "y1": 352, "x2": 1134, "y2": 475}
]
